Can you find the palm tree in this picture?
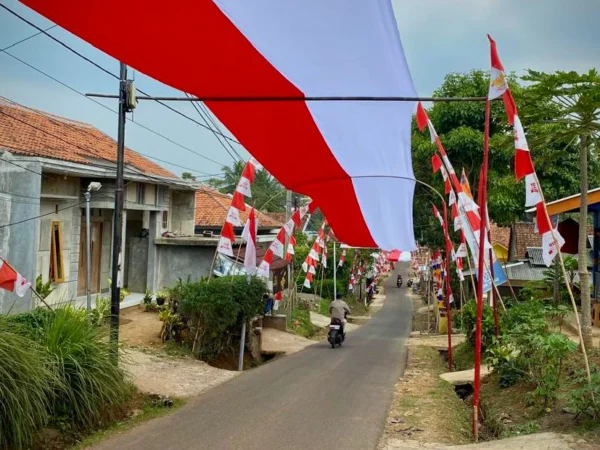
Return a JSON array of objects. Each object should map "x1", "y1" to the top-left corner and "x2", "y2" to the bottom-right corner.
[
  {"x1": 523, "y1": 69, "x2": 600, "y2": 349},
  {"x1": 207, "y1": 161, "x2": 286, "y2": 212}
]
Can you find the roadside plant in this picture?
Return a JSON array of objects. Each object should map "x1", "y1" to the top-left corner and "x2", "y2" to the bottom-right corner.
[
  {"x1": 39, "y1": 306, "x2": 131, "y2": 429},
  {"x1": 461, "y1": 299, "x2": 495, "y2": 349},
  {"x1": 0, "y1": 321, "x2": 58, "y2": 450},
  {"x1": 36, "y1": 274, "x2": 54, "y2": 299},
  {"x1": 566, "y1": 368, "x2": 600, "y2": 419}
]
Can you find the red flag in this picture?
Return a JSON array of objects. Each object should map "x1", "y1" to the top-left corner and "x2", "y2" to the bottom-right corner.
[
  {"x1": 431, "y1": 154, "x2": 442, "y2": 173},
  {"x1": 536, "y1": 203, "x2": 552, "y2": 235},
  {"x1": 416, "y1": 102, "x2": 428, "y2": 131},
  {"x1": 275, "y1": 291, "x2": 282, "y2": 301},
  {"x1": 231, "y1": 191, "x2": 246, "y2": 211},
  {"x1": 242, "y1": 161, "x2": 256, "y2": 183},
  {"x1": 222, "y1": 222, "x2": 235, "y2": 240},
  {"x1": 487, "y1": 35, "x2": 517, "y2": 124}
]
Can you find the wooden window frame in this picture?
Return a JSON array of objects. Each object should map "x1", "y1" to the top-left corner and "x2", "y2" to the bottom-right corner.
[
  {"x1": 49, "y1": 220, "x2": 65, "y2": 283},
  {"x1": 136, "y1": 183, "x2": 145, "y2": 204},
  {"x1": 162, "y1": 211, "x2": 169, "y2": 229}
]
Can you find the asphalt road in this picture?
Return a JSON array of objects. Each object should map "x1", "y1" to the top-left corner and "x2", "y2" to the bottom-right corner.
[{"x1": 95, "y1": 264, "x2": 413, "y2": 450}]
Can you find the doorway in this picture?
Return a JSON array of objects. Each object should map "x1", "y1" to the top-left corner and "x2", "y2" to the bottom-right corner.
[{"x1": 77, "y1": 222, "x2": 103, "y2": 296}]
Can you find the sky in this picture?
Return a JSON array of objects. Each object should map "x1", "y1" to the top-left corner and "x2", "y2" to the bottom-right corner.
[{"x1": 0, "y1": 0, "x2": 598, "y2": 179}]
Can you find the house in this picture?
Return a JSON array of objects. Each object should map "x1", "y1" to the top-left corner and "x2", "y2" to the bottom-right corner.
[
  {"x1": 0, "y1": 100, "x2": 196, "y2": 313},
  {"x1": 192, "y1": 188, "x2": 287, "y2": 288},
  {"x1": 489, "y1": 222, "x2": 511, "y2": 263}
]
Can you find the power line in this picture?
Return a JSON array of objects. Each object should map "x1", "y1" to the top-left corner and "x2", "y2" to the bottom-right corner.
[
  {"x1": 0, "y1": 24, "x2": 57, "y2": 52},
  {"x1": 184, "y1": 92, "x2": 243, "y2": 162},
  {"x1": 0, "y1": 3, "x2": 243, "y2": 148},
  {"x1": 0, "y1": 51, "x2": 229, "y2": 170},
  {"x1": 0, "y1": 95, "x2": 224, "y2": 180}
]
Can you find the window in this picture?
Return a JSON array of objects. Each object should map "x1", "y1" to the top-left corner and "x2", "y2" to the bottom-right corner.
[
  {"x1": 136, "y1": 183, "x2": 145, "y2": 204},
  {"x1": 49, "y1": 221, "x2": 64, "y2": 283},
  {"x1": 162, "y1": 211, "x2": 169, "y2": 229}
]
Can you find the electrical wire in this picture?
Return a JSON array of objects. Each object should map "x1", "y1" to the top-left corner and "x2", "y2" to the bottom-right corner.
[
  {"x1": 184, "y1": 92, "x2": 243, "y2": 162},
  {"x1": 0, "y1": 24, "x2": 57, "y2": 52},
  {"x1": 0, "y1": 3, "x2": 243, "y2": 148},
  {"x1": 0, "y1": 48, "x2": 229, "y2": 170},
  {"x1": 0, "y1": 97, "x2": 224, "y2": 182}
]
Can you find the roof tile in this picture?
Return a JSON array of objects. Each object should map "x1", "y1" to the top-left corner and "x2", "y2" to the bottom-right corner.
[
  {"x1": 195, "y1": 188, "x2": 283, "y2": 228},
  {"x1": 0, "y1": 100, "x2": 176, "y2": 178}
]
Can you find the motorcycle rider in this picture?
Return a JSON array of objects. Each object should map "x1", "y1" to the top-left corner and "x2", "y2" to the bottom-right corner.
[
  {"x1": 397, "y1": 274, "x2": 403, "y2": 287},
  {"x1": 329, "y1": 293, "x2": 351, "y2": 338}
]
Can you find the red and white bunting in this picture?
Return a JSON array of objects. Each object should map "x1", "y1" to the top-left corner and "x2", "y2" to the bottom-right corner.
[
  {"x1": 490, "y1": 36, "x2": 565, "y2": 267},
  {"x1": 432, "y1": 204, "x2": 444, "y2": 228},
  {"x1": 241, "y1": 208, "x2": 258, "y2": 275},
  {"x1": 256, "y1": 249, "x2": 273, "y2": 279},
  {"x1": 217, "y1": 159, "x2": 260, "y2": 258},
  {"x1": 338, "y1": 249, "x2": 347, "y2": 267},
  {"x1": 0, "y1": 258, "x2": 31, "y2": 297},
  {"x1": 285, "y1": 235, "x2": 296, "y2": 262}
]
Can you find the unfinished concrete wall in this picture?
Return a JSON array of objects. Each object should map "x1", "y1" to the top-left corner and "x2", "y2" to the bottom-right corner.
[
  {"x1": 0, "y1": 154, "x2": 41, "y2": 314},
  {"x1": 170, "y1": 190, "x2": 195, "y2": 235},
  {"x1": 155, "y1": 242, "x2": 214, "y2": 290},
  {"x1": 127, "y1": 237, "x2": 148, "y2": 293}
]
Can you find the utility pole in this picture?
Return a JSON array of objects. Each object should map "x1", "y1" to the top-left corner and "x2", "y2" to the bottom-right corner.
[
  {"x1": 285, "y1": 189, "x2": 292, "y2": 304},
  {"x1": 110, "y1": 62, "x2": 128, "y2": 359}
]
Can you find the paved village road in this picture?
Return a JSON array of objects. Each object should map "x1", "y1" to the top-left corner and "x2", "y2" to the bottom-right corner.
[{"x1": 94, "y1": 264, "x2": 413, "y2": 450}]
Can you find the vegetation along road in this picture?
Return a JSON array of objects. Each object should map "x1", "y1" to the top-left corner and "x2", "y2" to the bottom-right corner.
[{"x1": 93, "y1": 264, "x2": 413, "y2": 450}]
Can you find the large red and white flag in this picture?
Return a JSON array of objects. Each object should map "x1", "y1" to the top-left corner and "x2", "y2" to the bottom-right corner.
[
  {"x1": 241, "y1": 208, "x2": 258, "y2": 275},
  {"x1": 0, "y1": 259, "x2": 30, "y2": 297},
  {"x1": 487, "y1": 35, "x2": 517, "y2": 124},
  {"x1": 22, "y1": 0, "x2": 418, "y2": 252}
]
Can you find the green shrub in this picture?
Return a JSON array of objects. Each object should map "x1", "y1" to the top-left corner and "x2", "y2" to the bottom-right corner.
[
  {"x1": 39, "y1": 306, "x2": 131, "y2": 429},
  {"x1": 567, "y1": 368, "x2": 600, "y2": 419},
  {"x1": 3, "y1": 307, "x2": 54, "y2": 340},
  {"x1": 179, "y1": 276, "x2": 266, "y2": 361},
  {"x1": 0, "y1": 321, "x2": 58, "y2": 450},
  {"x1": 36, "y1": 274, "x2": 54, "y2": 299}
]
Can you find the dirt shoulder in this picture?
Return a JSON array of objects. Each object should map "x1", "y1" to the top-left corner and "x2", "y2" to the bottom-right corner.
[{"x1": 379, "y1": 345, "x2": 472, "y2": 449}]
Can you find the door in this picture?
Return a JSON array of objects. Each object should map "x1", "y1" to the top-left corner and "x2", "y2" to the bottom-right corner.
[{"x1": 78, "y1": 222, "x2": 103, "y2": 296}]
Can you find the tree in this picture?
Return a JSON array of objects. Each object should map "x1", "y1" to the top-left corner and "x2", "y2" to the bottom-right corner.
[
  {"x1": 206, "y1": 160, "x2": 286, "y2": 212},
  {"x1": 521, "y1": 69, "x2": 600, "y2": 349},
  {"x1": 181, "y1": 172, "x2": 197, "y2": 181}
]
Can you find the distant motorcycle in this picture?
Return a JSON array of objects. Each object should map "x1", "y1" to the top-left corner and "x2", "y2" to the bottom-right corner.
[
  {"x1": 328, "y1": 313, "x2": 347, "y2": 348},
  {"x1": 407, "y1": 279, "x2": 413, "y2": 288},
  {"x1": 397, "y1": 277, "x2": 403, "y2": 288}
]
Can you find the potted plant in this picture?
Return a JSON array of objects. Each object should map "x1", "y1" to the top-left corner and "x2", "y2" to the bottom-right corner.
[
  {"x1": 107, "y1": 278, "x2": 130, "y2": 302},
  {"x1": 156, "y1": 291, "x2": 167, "y2": 306}
]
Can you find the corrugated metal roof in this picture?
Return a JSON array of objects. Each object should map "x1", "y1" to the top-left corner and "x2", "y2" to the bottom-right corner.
[{"x1": 525, "y1": 247, "x2": 545, "y2": 266}]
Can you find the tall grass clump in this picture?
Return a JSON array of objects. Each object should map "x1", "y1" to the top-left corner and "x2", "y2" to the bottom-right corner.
[
  {"x1": 39, "y1": 307, "x2": 131, "y2": 429},
  {"x1": 0, "y1": 322, "x2": 57, "y2": 449}
]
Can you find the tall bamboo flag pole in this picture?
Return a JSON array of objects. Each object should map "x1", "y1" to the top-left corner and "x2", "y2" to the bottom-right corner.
[
  {"x1": 442, "y1": 201, "x2": 454, "y2": 371},
  {"x1": 473, "y1": 99, "x2": 492, "y2": 442}
]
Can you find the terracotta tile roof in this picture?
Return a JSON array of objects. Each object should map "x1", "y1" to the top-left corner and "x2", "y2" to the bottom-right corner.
[
  {"x1": 264, "y1": 212, "x2": 287, "y2": 224},
  {"x1": 513, "y1": 222, "x2": 542, "y2": 260},
  {"x1": 490, "y1": 222, "x2": 510, "y2": 248},
  {"x1": 195, "y1": 187, "x2": 283, "y2": 229},
  {"x1": 0, "y1": 100, "x2": 176, "y2": 178}
]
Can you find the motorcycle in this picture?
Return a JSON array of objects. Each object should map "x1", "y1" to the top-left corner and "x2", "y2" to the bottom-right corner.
[
  {"x1": 328, "y1": 314, "x2": 347, "y2": 348},
  {"x1": 407, "y1": 279, "x2": 413, "y2": 288},
  {"x1": 397, "y1": 278, "x2": 403, "y2": 288}
]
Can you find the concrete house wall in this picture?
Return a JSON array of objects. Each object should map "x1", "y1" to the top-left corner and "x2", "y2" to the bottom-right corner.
[{"x1": 0, "y1": 155, "x2": 41, "y2": 314}]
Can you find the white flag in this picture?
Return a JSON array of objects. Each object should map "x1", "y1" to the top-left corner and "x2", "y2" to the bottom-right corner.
[
  {"x1": 542, "y1": 229, "x2": 565, "y2": 267},
  {"x1": 236, "y1": 176, "x2": 252, "y2": 197},
  {"x1": 524, "y1": 174, "x2": 543, "y2": 207}
]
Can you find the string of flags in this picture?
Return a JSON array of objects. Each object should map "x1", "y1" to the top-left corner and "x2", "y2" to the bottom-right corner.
[
  {"x1": 217, "y1": 158, "x2": 260, "y2": 257},
  {"x1": 487, "y1": 35, "x2": 565, "y2": 267}
]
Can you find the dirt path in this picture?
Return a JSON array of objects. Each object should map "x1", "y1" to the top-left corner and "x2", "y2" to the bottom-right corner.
[
  {"x1": 123, "y1": 348, "x2": 239, "y2": 398},
  {"x1": 261, "y1": 328, "x2": 315, "y2": 355}
]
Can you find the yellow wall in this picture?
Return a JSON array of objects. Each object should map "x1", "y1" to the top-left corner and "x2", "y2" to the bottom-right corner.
[{"x1": 494, "y1": 244, "x2": 508, "y2": 263}]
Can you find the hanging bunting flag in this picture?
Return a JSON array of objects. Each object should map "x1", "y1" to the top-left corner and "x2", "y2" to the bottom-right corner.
[
  {"x1": 338, "y1": 249, "x2": 347, "y2": 267},
  {"x1": 460, "y1": 169, "x2": 474, "y2": 200},
  {"x1": 241, "y1": 208, "x2": 258, "y2": 275},
  {"x1": 432, "y1": 204, "x2": 444, "y2": 227},
  {"x1": 432, "y1": 154, "x2": 443, "y2": 173},
  {"x1": 0, "y1": 258, "x2": 31, "y2": 297},
  {"x1": 285, "y1": 235, "x2": 296, "y2": 262}
]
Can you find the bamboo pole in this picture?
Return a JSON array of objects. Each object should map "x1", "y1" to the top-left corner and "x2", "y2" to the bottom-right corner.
[{"x1": 533, "y1": 173, "x2": 594, "y2": 392}]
